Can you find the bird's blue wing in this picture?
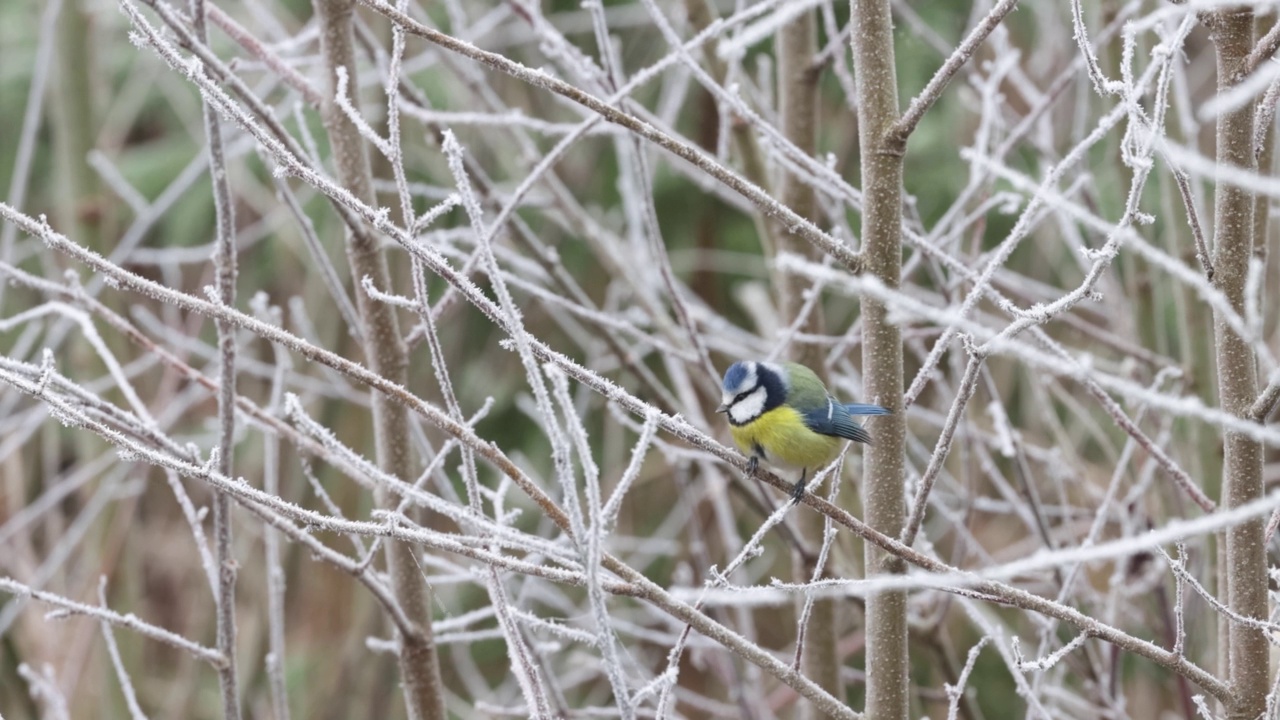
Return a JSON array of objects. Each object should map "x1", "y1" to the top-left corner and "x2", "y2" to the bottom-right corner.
[{"x1": 801, "y1": 398, "x2": 886, "y2": 444}]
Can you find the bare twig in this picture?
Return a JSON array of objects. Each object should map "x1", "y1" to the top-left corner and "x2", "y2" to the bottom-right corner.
[
  {"x1": 97, "y1": 577, "x2": 149, "y2": 720},
  {"x1": 259, "y1": 308, "x2": 291, "y2": 720},
  {"x1": 1254, "y1": 372, "x2": 1280, "y2": 421},
  {"x1": 1169, "y1": 164, "x2": 1215, "y2": 279},
  {"x1": 890, "y1": 0, "x2": 1020, "y2": 143},
  {"x1": 186, "y1": 0, "x2": 241, "y2": 716},
  {"x1": 902, "y1": 346, "x2": 984, "y2": 547},
  {"x1": 0, "y1": 577, "x2": 224, "y2": 665},
  {"x1": 1246, "y1": 15, "x2": 1280, "y2": 75},
  {"x1": 946, "y1": 637, "x2": 990, "y2": 720}
]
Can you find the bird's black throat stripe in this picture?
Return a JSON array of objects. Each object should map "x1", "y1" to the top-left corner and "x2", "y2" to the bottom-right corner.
[{"x1": 759, "y1": 369, "x2": 786, "y2": 413}]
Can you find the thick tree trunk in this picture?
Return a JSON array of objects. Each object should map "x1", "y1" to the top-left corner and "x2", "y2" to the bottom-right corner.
[
  {"x1": 1208, "y1": 8, "x2": 1268, "y2": 719},
  {"x1": 851, "y1": 0, "x2": 909, "y2": 718}
]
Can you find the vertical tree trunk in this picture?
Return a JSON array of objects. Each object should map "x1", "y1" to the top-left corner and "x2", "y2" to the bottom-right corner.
[
  {"x1": 1208, "y1": 8, "x2": 1268, "y2": 719},
  {"x1": 312, "y1": 1, "x2": 447, "y2": 718},
  {"x1": 778, "y1": 9, "x2": 841, "y2": 718},
  {"x1": 851, "y1": 0, "x2": 909, "y2": 718}
]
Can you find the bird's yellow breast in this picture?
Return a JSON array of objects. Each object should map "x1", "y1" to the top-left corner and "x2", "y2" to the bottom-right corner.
[{"x1": 729, "y1": 405, "x2": 842, "y2": 471}]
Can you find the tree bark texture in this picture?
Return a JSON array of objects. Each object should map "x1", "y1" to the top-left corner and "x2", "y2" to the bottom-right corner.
[
  {"x1": 1209, "y1": 8, "x2": 1267, "y2": 719},
  {"x1": 852, "y1": 0, "x2": 909, "y2": 718},
  {"x1": 313, "y1": 1, "x2": 447, "y2": 717}
]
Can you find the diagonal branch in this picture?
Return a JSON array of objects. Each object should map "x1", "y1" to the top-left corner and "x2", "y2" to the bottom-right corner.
[
  {"x1": 890, "y1": 0, "x2": 1020, "y2": 144},
  {"x1": 1246, "y1": 14, "x2": 1280, "y2": 75}
]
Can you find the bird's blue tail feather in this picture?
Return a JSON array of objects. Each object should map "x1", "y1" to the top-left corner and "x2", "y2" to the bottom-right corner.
[{"x1": 843, "y1": 403, "x2": 891, "y2": 416}]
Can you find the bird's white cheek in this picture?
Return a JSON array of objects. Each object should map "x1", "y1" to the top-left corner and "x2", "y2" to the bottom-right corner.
[{"x1": 729, "y1": 387, "x2": 767, "y2": 424}]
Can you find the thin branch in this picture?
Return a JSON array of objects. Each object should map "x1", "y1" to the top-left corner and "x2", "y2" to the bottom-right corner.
[
  {"x1": 946, "y1": 637, "x2": 990, "y2": 720},
  {"x1": 186, "y1": 0, "x2": 241, "y2": 716},
  {"x1": 1253, "y1": 372, "x2": 1280, "y2": 421},
  {"x1": 901, "y1": 346, "x2": 984, "y2": 547},
  {"x1": 205, "y1": 2, "x2": 322, "y2": 106},
  {"x1": 260, "y1": 310, "x2": 291, "y2": 720},
  {"x1": 1246, "y1": 16, "x2": 1280, "y2": 75},
  {"x1": 1014, "y1": 633, "x2": 1092, "y2": 672},
  {"x1": 890, "y1": 0, "x2": 1020, "y2": 143},
  {"x1": 0, "y1": 0, "x2": 64, "y2": 303},
  {"x1": 0, "y1": 577, "x2": 224, "y2": 665},
  {"x1": 98, "y1": 577, "x2": 149, "y2": 720},
  {"x1": 271, "y1": 175, "x2": 364, "y2": 342},
  {"x1": 17, "y1": 663, "x2": 70, "y2": 720},
  {"x1": 1157, "y1": 546, "x2": 1280, "y2": 639}
]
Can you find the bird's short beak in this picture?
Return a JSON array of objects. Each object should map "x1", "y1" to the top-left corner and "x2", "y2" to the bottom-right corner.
[{"x1": 715, "y1": 403, "x2": 728, "y2": 414}]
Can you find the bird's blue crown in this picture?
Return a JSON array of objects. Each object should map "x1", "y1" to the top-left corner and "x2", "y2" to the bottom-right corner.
[{"x1": 722, "y1": 361, "x2": 753, "y2": 393}]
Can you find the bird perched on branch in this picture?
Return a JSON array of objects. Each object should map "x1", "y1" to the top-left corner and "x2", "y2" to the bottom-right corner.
[{"x1": 717, "y1": 361, "x2": 890, "y2": 501}]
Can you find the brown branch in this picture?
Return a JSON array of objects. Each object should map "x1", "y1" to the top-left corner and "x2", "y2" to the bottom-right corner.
[
  {"x1": 1169, "y1": 164, "x2": 1214, "y2": 279},
  {"x1": 852, "y1": 0, "x2": 910, "y2": 716},
  {"x1": 1253, "y1": 375, "x2": 1280, "y2": 421},
  {"x1": 311, "y1": 0, "x2": 447, "y2": 717},
  {"x1": 901, "y1": 349, "x2": 984, "y2": 547},
  {"x1": 205, "y1": 3, "x2": 323, "y2": 107},
  {"x1": 186, "y1": 0, "x2": 241, "y2": 717},
  {"x1": 1245, "y1": 14, "x2": 1280, "y2": 75},
  {"x1": 1208, "y1": 8, "x2": 1269, "y2": 718},
  {"x1": 890, "y1": 0, "x2": 1020, "y2": 144}
]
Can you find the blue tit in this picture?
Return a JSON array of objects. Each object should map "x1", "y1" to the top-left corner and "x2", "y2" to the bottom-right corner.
[{"x1": 716, "y1": 360, "x2": 890, "y2": 500}]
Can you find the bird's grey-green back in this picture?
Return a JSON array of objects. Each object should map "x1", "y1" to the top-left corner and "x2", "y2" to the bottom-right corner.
[{"x1": 782, "y1": 362, "x2": 830, "y2": 409}]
